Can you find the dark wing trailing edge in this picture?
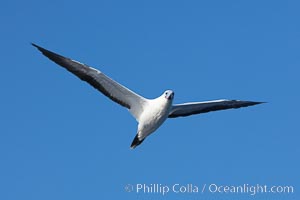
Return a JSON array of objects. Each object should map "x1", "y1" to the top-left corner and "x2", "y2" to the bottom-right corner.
[
  {"x1": 168, "y1": 99, "x2": 264, "y2": 118},
  {"x1": 32, "y1": 43, "x2": 147, "y2": 120}
]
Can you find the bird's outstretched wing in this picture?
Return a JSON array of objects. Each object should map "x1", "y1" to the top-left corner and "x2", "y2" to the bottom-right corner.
[
  {"x1": 32, "y1": 43, "x2": 147, "y2": 121},
  {"x1": 168, "y1": 99, "x2": 264, "y2": 118}
]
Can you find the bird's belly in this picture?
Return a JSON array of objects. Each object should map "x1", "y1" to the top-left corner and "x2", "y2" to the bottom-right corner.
[{"x1": 138, "y1": 108, "x2": 169, "y2": 138}]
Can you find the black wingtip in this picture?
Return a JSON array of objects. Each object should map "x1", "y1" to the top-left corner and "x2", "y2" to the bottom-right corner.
[
  {"x1": 31, "y1": 43, "x2": 67, "y2": 63},
  {"x1": 237, "y1": 100, "x2": 266, "y2": 106},
  {"x1": 31, "y1": 42, "x2": 41, "y2": 49},
  {"x1": 31, "y1": 43, "x2": 46, "y2": 52},
  {"x1": 252, "y1": 101, "x2": 267, "y2": 105},
  {"x1": 130, "y1": 134, "x2": 145, "y2": 149},
  {"x1": 31, "y1": 43, "x2": 45, "y2": 53}
]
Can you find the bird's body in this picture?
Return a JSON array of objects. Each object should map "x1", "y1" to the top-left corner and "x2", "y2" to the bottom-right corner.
[
  {"x1": 134, "y1": 92, "x2": 173, "y2": 148},
  {"x1": 32, "y1": 43, "x2": 264, "y2": 149}
]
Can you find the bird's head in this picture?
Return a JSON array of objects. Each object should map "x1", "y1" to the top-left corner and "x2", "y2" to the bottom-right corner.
[{"x1": 163, "y1": 90, "x2": 174, "y2": 100}]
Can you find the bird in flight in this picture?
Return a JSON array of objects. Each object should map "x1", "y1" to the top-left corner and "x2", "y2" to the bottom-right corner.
[{"x1": 32, "y1": 43, "x2": 263, "y2": 149}]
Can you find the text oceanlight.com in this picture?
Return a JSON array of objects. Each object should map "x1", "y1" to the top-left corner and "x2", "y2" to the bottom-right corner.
[{"x1": 124, "y1": 183, "x2": 294, "y2": 196}]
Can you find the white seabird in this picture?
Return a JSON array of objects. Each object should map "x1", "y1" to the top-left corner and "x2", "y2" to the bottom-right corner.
[{"x1": 32, "y1": 43, "x2": 264, "y2": 149}]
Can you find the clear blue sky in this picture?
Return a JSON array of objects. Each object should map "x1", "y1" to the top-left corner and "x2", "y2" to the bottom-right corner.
[{"x1": 1, "y1": 0, "x2": 299, "y2": 199}]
